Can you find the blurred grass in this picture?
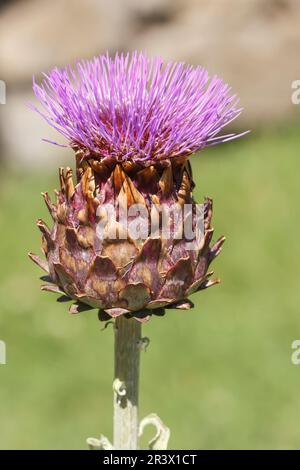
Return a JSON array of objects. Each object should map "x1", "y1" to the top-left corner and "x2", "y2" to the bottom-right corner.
[{"x1": 0, "y1": 126, "x2": 300, "y2": 449}]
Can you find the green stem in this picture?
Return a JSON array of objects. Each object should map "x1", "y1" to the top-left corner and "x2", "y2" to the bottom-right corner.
[{"x1": 113, "y1": 316, "x2": 141, "y2": 450}]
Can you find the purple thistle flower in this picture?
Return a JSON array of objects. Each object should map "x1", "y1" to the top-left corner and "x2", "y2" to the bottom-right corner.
[
  {"x1": 29, "y1": 51, "x2": 247, "y2": 322},
  {"x1": 32, "y1": 51, "x2": 245, "y2": 162}
]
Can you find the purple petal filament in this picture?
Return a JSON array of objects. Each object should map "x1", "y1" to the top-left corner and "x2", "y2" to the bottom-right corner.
[{"x1": 32, "y1": 51, "x2": 244, "y2": 161}]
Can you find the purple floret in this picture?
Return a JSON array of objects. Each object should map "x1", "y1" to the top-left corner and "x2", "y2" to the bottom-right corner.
[{"x1": 32, "y1": 51, "x2": 245, "y2": 162}]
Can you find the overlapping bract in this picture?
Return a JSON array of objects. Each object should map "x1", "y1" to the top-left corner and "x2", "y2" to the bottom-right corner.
[{"x1": 29, "y1": 157, "x2": 225, "y2": 322}]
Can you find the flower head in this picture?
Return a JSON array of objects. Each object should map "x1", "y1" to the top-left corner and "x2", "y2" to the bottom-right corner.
[
  {"x1": 32, "y1": 51, "x2": 244, "y2": 162},
  {"x1": 29, "y1": 52, "x2": 245, "y2": 321}
]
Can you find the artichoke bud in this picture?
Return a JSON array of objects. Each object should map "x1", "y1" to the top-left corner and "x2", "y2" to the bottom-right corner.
[{"x1": 28, "y1": 52, "x2": 245, "y2": 322}]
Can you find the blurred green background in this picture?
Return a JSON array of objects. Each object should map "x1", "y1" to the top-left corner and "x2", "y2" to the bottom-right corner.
[
  {"x1": 1, "y1": 0, "x2": 300, "y2": 451},
  {"x1": 0, "y1": 125, "x2": 299, "y2": 449}
]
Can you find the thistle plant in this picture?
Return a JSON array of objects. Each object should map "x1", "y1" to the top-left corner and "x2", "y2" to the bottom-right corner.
[{"x1": 29, "y1": 52, "x2": 245, "y2": 450}]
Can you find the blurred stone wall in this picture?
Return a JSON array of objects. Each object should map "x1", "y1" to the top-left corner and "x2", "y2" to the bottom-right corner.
[{"x1": 0, "y1": 0, "x2": 300, "y2": 167}]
